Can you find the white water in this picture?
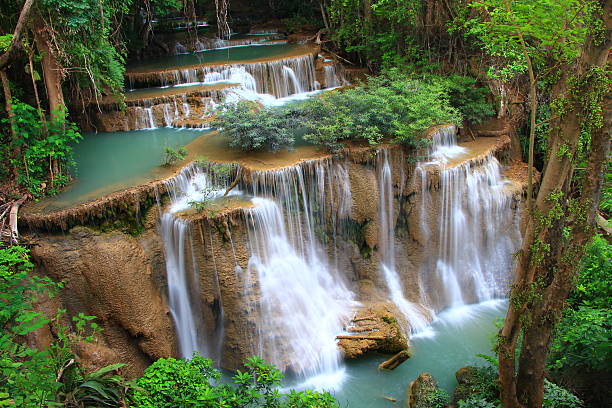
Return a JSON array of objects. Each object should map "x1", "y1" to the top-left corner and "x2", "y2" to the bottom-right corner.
[
  {"x1": 417, "y1": 126, "x2": 521, "y2": 312},
  {"x1": 377, "y1": 149, "x2": 431, "y2": 333},
  {"x1": 242, "y1": 160, "x2": 355, "y2": 387},
  {"x1": 161, "y1": 165, "x2": 235, "y2": 359},
  {"x1": 151, "y1": 54, "x2": 318, "y2": 99}
]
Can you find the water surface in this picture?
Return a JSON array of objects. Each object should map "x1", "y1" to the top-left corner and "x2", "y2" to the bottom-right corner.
[
  {"x1": 32, "y1": 128, "x2": 207, "y2": 211},
  {"x1": 285, "y1": 300, "x2": 506, "y2": 407},
  {"x1": 127, "y1": 43, "x2": 313, "y2": 73}
]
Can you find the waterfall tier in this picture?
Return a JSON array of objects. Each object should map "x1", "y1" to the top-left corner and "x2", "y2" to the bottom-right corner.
[{"x1": 126, "y1": 51, "x2": 319, "y2": 97}]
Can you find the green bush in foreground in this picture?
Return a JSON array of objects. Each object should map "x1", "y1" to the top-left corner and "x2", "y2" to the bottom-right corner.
[{"x1": 131, "y1": 354, "x2": 338, "y2": 408}]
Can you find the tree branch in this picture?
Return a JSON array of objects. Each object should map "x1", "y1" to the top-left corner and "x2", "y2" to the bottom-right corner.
[{"x1": 0, "y1": 0, "x2": 35, "y2": 70}]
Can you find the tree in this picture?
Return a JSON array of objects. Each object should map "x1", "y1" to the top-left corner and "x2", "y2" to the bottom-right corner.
[{"x1": 466, "y1": 1, "x2": 612, "y2": 406}]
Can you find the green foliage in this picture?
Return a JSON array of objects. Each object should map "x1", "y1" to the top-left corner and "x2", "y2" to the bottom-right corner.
[
  {"x1": 600, "y1": 167, "x2": 612, "y2": 217},
  {"x1": 211, "y1": 101, "x2": 297, "y2": 152},
  {"x1": 2, "y1": 101, "x2": 82, "y2": 196},
  {"x1": 131, "y1": 354, "x2": 338, "y2": 408},
  {"x1": 454, "y1": 366, "x2": 499, "y2": 404},
  {"x1": 327, "y1": 0, "x2": 429, "y2": 71},
  {"x1": 40, "y1": 0, "x2": 130, "y2": 94},
  {"x1": 0, "y1": 34, "x2": 12, "y2": 52},
  {"x1": 214, "y1": 73, "x2": 461, "y2": 153},
  {"x1": 548, "y1": 235, "x2": 611, "y2": 374},
  {"x1": 423, "y1": 388, "x2": 450, "y2": 408},
  {"x1": 437, "y1": 75, "x2": 495, "y2": 124},
  {"x1": 549, "y1": 306, "x2": 611, "y2": 372},
  {"x1": 0, "y1": 245, "x2": 131, "y2": 407},
  {"x1": 460, "y1": 0, "x2": 594, "y2": 81},
  {"x1": 163, "y1": 146, "x2": 188, "y2": 166},
  {"x1": 568, "y1": 235, "x2": 611, "y2": 308},
  {"x1": 543, "y1": 380, "x2": 584, "y2": 408},
  {"x1": 457, "y1": 398, "x2": 497, "y2": 408}
]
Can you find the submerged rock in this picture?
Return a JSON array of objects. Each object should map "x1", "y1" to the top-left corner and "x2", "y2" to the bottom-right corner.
[{"x1": 337, "y1": 303, "x2": 408, "y2": 358}]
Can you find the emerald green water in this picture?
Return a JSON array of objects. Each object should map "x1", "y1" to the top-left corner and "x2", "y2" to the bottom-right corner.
[
  {"x1": 284, "y1": 300, "x2": 506, "y2": 407},
  {"x1": 35, "y1": 129, "x2": 207, "y2": 211},
  {"x1": 127, "y1": 43, "x2": 307, "y2": 73}
]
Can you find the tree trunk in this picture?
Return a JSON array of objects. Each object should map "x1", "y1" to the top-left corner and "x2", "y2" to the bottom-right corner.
[
  {"x1": 32, "y1": 22, "x2": 65, "y2": 115},
  {"x1": 0, "y1": 0, "x2": 35, "y2": 70},
  {"x1": 499, "y1": 2, "x2": 611, "y2": 406}
]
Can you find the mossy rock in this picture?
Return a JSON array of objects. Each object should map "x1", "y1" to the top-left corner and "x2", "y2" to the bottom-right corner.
[{"x1": 406, "y1": 373, "x2": 448, "y2": 408}]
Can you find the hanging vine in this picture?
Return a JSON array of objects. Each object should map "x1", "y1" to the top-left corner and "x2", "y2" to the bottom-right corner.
[{"x1": 215, "y1": 0, "x2": 231, "y2": 40}]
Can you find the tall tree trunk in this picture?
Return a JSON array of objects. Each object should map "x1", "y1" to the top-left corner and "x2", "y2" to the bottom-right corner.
[
  {"x1": 32, "y1": 20, "x2": 65, "y2": 187},
  {"x1": 32, "y1": 23, "x2": 65, "y2": 114},
  {"x1": 498, "y1": 2, "x2": 612, "y2": 407},
  {"x1": 0, "y1": 70, "x2": 20, "y2": 179}
]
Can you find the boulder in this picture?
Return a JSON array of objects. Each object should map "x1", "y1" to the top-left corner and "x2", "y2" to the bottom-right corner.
[
  {"x1": 406, "y1": 373, "x2": 439, "y2": 408},
  {"x1": 337, "y1": 303, "x2": 408, "y2": 359}
]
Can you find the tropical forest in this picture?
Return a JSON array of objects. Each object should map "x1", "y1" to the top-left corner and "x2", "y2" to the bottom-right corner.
[{"x1": 0, "y1": 0, "x2": 610, "y2": 407}]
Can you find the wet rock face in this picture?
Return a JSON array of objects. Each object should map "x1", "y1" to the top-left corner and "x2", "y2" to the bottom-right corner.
[
  {"x1": 337, "y1": 303, "x2": 408, "y2": 359},
  {"x1": 29, "y1": 210, "x2": 176, "y2": 378}
]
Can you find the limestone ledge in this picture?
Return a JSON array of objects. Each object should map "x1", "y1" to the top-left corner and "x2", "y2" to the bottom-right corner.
[{"x1": 19, "y1": 143, "x2": 400, "y2": 232}]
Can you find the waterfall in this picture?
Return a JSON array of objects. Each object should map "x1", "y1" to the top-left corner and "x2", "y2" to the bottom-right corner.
[
  {"x1": 243, "y1": 159, "x2": 355, "y2": 382},
  {"x1": 282, "y1": 66, "x2": 303, "y2": 94},
  {"x1": 377, "y1": 149, "x2": 431, "y2": 333},
  {"x1": 160, "y1": 164, "x2": 233, "y2": 359},
  {"x1": 323, "y1": 65, "x2": 340, "y2": 88},
  {"x1": 134, "y1": 54, "x2": 318, "y2": 98},
  {"x1": 132, "y1": 106, "x2": 157, "y2": 129},
  {"x1": 161, "y1": 213, "x2": 201, "y2": 358},
  {"x1": 418, "y1": 126, "x2": 521, "y2": 311}
]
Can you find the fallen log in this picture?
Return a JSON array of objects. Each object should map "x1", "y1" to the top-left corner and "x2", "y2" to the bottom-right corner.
[
  {"x1": 336, "y1": 335, "x2": 386, "y2": 340},
  {"x1": 378, "y1": 350, "x2": 411, "y2": 371},
  {"x1": 352, "y1": 315, "x2": 377, "y2": 322},
  {"x1": 9, "y1": 195, "x2": 27, "y2": 243}
]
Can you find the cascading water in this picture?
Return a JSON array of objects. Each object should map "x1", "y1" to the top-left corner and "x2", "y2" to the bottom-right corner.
[
  {"x1": 323, "y1": 65, "x2": 341, "y2": 88},
  {"x1": 135, "y1": 54, "x2": 318, "y2": 98},
  {"x1": 377, "y1": 149, "x2": 431, "y2": 333},
  {"x1": 161, "y1": 164, "x2": 233, "y2": 359},
  {"x1": 242, "y1": 160, "x2": 355, "y2": 385},
  {"x1": 417, "y1": 126, "x2": 521, "y2": 311}
]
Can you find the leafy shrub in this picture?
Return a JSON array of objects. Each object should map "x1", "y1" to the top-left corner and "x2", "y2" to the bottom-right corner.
[
  {"x1": 163, "y1": 146, "x2": 188, "y2": 165},
  {"x1": 0, "y1": 245, "x2": 130, "y2": 407},
  {"x1": 453, "y1": 365, "x2": 499, "y2": 404},
  {"x1": 131, "y1": 354, "x2": 338, "y2": 408},
  {"x1": 568, "y1": 235, "x2": 611, "y2": 309},
  {"x1": 437, "y1": 75, "x2": 495, "y2": 124},
  {"x1": 211, "y1": 101, "x2": 297, "y2": 152},
  {"x1": 213, "y1": 73, "x2": 461, "y2": 153},
  {"x1": 543, "y1": 380, "x2": 584, "y2": 408},
  {"x1": 457, "y1": 397, "x2": 497, "y2": 408},
  {"x1": 549, "y1": 306, "x2": 611, "y2": 372},
  {"x1": 2, "y1": 101, "x2": 82, "y2": 196}
]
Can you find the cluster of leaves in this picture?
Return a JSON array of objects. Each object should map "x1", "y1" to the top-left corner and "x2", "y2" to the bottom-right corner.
[
  {"x1": 213, "y1": 72, "x2": 476, "y2": 153},
  {"x1": 1, "y1": 101, "x2": 82, "y2": 196},
  {"x1": 454, "y1": 362, "x2": 583, "y2": 407},
  {"x1": 211, "y1": 101, "x2": 298, "y2": 152},
  {"x1": 131, "y1": 354, "x2": 338, "y2": 408},
  {"x1": 163, "y1": 146, "x2": 188, "y2": 166},
  {"x1": 327, "y1": 0, "x2": 436, "y2": 72},
  {"x1": 39, "y1": 0, "x2": 132, "y2": 94},
  {"x1": 549, "y1": 235, "x2": 611, "y2": 373},
  {"x1": 0, "y1": 244, "x2": 130, "y2": 407}
]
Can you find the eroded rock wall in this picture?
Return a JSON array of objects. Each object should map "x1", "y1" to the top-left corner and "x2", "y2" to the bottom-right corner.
[{"x1": 29, "y1": 207, "x2": 176, "y2": 378}]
